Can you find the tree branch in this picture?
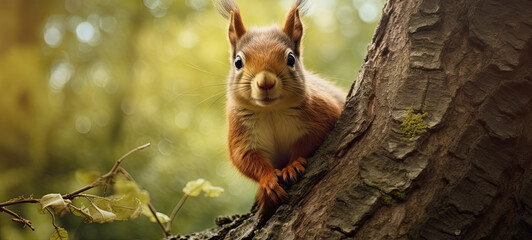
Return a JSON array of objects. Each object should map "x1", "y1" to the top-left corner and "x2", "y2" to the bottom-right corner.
[
  {"x1": 0, "y1": 206, "x2": 35, "y2": 231},
  {"x1": 0, "y1": 143, "x2": 152, "y2": 231},
  {"x1": 165, "y1": 194, "x2": 189, "y2": 233}
]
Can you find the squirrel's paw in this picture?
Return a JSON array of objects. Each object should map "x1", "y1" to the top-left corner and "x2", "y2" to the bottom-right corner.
[
  {"x1": 257, "y1": 170, "x2": 288, "y2": 209},
  {"x1": 281, "y1": 157, "x2": 307, "y2": 185}
]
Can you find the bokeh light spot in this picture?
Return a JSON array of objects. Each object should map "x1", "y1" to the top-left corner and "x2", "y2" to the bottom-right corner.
[
  {"x1": 49, "y1": 62, "x2": 74, "y2": 91},
  {"x1": 75, "y1": 116, "x2": 92, "y2": 134},
  {"x1": 76, "y1": 21, "x2": 95, "y2": 42},
  {"x1": 178, "y1": 30, "x2": 198, "y2": 48},
  {"x1": 358, "y1": 2, "x2": 379, "y2": 23},
  {"x1": 92, "y1": 63, "x2": 110, "y2": 88},
  {"x1": 144, "y1": 0, "x2": 159, "y2": 9},
  {"x1": 99, "y1": 16, "x2": 118, "y2": 33},
  {"x1": 144, "y1": 0, "x2": 169, "y2": 18},
  {"x1": 186, "y1": 0, "x2": 208, "y2": 10},
  {"x1": 44, "y1": 26, "x2": 63, "y2": 47},
  {"x1": 313, "y1": 9, "x2": 337, "y2": 33},
  {"x1": 175, "y1": 112, "x2": 191, "y2": 129},
  {"x1": 336, "y1": 6, "x2": 355, "y2": 25},
  {"x1": 158, "y1": 139, "x2": 174, "y2": 156}
]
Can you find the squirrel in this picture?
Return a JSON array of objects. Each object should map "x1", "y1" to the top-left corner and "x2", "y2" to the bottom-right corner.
[{"x1": 215, "y1": 0, "x2": 346, "y2": 214}]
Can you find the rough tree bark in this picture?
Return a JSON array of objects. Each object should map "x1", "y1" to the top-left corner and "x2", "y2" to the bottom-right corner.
[{"x1": 167, "y1": 0, "x2": 532, "y2": 239}]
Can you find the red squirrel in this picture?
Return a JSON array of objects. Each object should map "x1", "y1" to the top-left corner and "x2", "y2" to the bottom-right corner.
[{"x1": 216, "y1": 0, "x2": 345, "y2": 213}]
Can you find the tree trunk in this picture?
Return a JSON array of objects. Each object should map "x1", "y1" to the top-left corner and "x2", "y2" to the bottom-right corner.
[{"x1": 167, "y1": 0, "x2": 532, "y2": 239}]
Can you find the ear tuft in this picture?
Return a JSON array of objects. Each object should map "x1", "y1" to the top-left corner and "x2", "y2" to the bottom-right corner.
[
  {"x1": 214, "y1": 0, "x2": 238, "y2": 19},
  {"x1": 215, "y1": 0, "x2": 246, "y2": 52}
]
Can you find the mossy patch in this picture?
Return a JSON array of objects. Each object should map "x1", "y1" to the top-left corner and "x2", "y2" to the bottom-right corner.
[
  {"x1": 380, "y1": 190, "x2": 407, "y2": 205},
  {"x1": 400, "y1": 107, "x2": 429, "y2": 141},
  {"x1": 381, "y1": 193, "x2": 393, "y2": 205},
  {"x1": 390, "y1": 189, "x2": 406, "y2": 200}
]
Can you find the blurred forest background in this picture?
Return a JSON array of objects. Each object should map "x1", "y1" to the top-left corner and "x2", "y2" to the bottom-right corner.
[{"x1": 0, "y1": 0, "x2": 384, "y2": 239}]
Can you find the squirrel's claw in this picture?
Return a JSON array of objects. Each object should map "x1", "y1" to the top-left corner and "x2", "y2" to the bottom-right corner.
[
  {"x1": 281, "y1": 157, "x2": 307, "y2": 185},
  {"x1": 257, "y1": 169, "x2": 288, "y2": 211}
]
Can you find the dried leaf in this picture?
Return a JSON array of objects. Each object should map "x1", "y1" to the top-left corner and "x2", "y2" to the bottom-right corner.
[
  {"x1": 86, "y1": 202, "x2": 117, "y2": 223},
  {"x1": 40, "y1": 194, "x2": 70, "y2": 215}
]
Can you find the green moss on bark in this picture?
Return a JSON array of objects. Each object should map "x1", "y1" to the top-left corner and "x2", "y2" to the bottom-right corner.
[{"x1": 400, "y1": 107, "x2": 429, "y2": 141}]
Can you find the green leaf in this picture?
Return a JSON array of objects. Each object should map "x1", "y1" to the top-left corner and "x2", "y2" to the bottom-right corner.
[
  {"x1": 107, "y1": 195, "x2": 143, "y2": 220},
  {"x1": 142, "y1": 205, "x2": 170, "y2": 223},
  {"x1": 88, "y1": 190, "x2": 144, "y2": 221},
  {"x1": 182, "y1": 179, "x2": 224, "y2": 197},
  {"x1": 113, "y1": 176, "x2": 150, "y2": 204},
  {"x1": 183, "y1": 179, "x2": 208, "y2": 196},
  {"x1": 113, "y1": 176, "x2": 139, "y2": 194},
  {"x1": 70, "y1": 205, "x2": 93, "y2": 223},
  {"x1": 50, "y1": 227, "x2": 68, "y2": 240},
  {"x1": 203, "y1": 186, "x2": 224, "y2": 198},
  {"x1": 40, "y1": 194, "x2": 70, "y2": 215}
]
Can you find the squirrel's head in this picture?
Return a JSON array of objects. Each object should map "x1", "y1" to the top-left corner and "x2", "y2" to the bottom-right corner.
[{"x1": 216, "y1": 0, "x2": 307, "y2": 110}]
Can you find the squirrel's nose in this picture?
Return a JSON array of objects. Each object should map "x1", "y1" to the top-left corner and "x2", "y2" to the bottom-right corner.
[
  {"x1": 256, "y1": 71, "x2": 277, "y2": 90},
  {"x1": 257, "y1": 80, "x2": 275, "y2": 90}
]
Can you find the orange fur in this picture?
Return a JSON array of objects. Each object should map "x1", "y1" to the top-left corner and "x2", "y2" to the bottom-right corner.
[
  {"x1": 219, "y1": 0, "x2": 345, "y2": 214},
  {"x1": 227, "y1": 108, "x2": 288, "y2": 212}
]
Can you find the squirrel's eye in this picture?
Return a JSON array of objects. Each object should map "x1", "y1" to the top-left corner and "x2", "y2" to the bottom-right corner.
[
  {"x1": 287, "y1": 52, "x2": 296, "y2": 67},
  {"x1": 234, "y1": 55, "x2": 243, "y2": 70}
]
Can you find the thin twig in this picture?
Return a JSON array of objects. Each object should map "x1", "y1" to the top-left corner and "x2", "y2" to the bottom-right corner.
[
  {"x1": 45, "y1": 207, "x2": 64, "y2": 239},
  {"x1": 0, "y1": 199, "x2": 39, "y2": 208},
  {"x1": 119, "y1": 166, "x2": 170, "y2": 237},
  {"x1": 0, "y1": 207, "x2": 35, "y2": 231},
  {"x1": 45, "y1": 207, "x2": 57, "y2": 228},
  {"x1": 109, "y1": 143, "x2": 151, "y2": 174},
  {"x1": 63, "y1": 183, "x2": 99, "y2": 200},
  {"x1": 77, "y1": 194, "x2": 112, "y2": 200},
  {"x1": 116, "y1": 167, "x2": 135, "y2": 181},
  {"x1": 147, "y1": 203, "x2": 169, "y2": 237},
  {"x1": 165, "y1": 194, "x2": 189, "y2": 233}
]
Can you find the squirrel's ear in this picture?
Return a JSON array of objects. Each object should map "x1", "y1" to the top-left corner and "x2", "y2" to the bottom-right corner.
[
  {"x1": 283, "y1": 8, "x2": 303, "y2": 56},
  {"x1": 229, "y1": 10, "x2": 246, "y2": 50}
]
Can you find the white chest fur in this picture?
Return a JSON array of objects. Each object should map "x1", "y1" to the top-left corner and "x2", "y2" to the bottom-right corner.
[{"x1": 240, "y1": 109, "x2": 308, "y2": 168}]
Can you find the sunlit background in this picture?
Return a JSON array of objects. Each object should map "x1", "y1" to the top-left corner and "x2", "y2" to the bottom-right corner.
[{"x1": 0, "y1": 0, "x2": 384, "y2": 239}]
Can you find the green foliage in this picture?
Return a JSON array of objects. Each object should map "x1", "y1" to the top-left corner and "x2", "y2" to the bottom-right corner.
[
  {"x1": 143, "y1": 205, "x2": 170, "y2": 223},
  {"x1": 50, "y1": 227, "x2": 68, "y2": 240},
  {"x1": 10, "y1": 150, "x2": 224, "y2": 239},
  {"x1": 400, "y1": 107, "x2": 429, "y2": 141},
  {"x1": 69, "y1": 205, "x2": 93, "y2": 223},
  {"x1": 183, "y1": 179, "x2": 224, "y2": 197}
]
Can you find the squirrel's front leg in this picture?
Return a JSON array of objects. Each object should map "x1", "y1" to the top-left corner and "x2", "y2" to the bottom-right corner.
[
  {"x1": 227, "y1": 115, "x2": 288, "y2": 212},
  {"x1": 230, "y1": 150, "x2": 288, "y2": 211}
]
